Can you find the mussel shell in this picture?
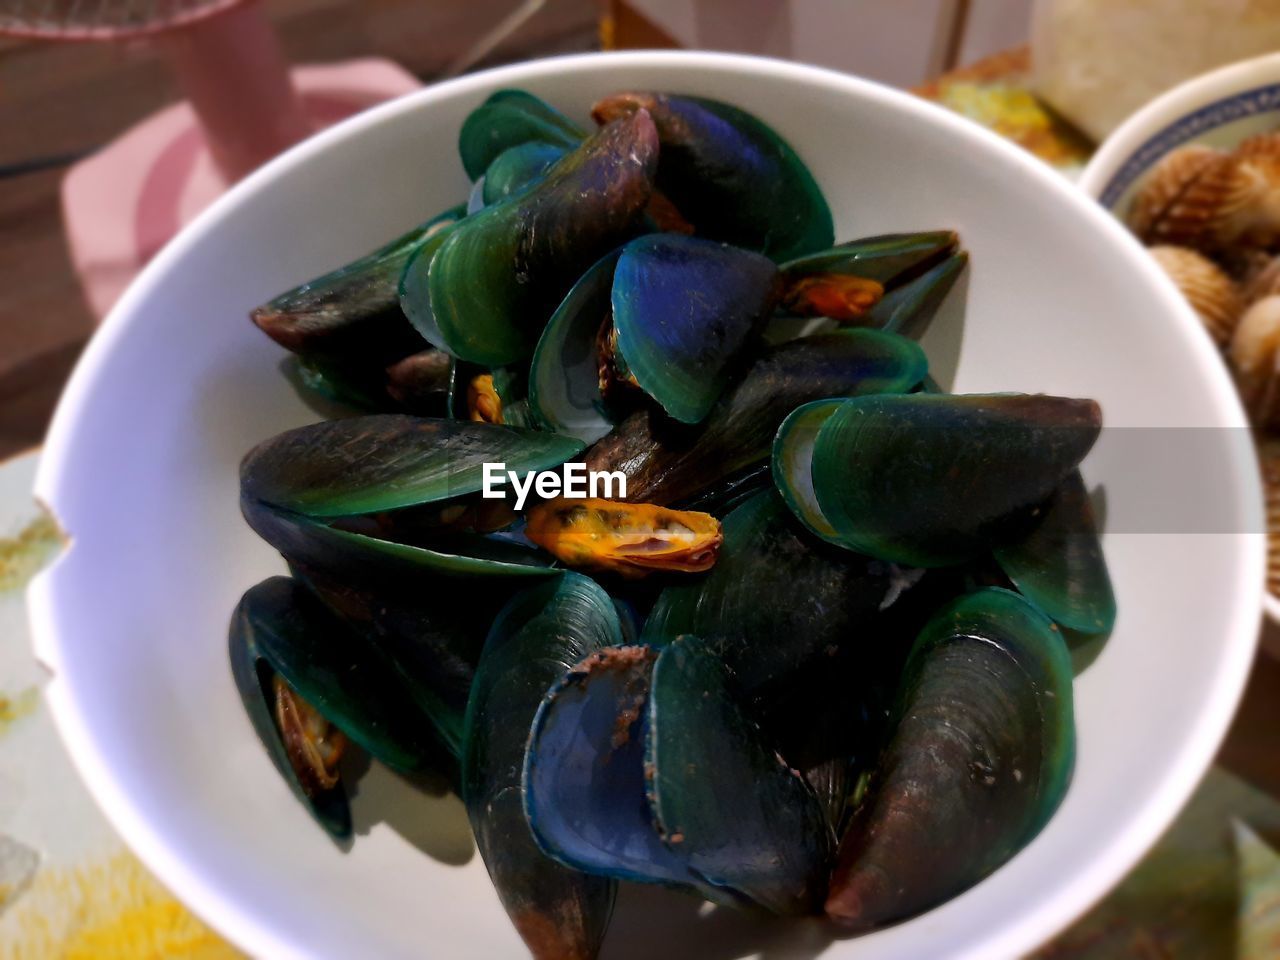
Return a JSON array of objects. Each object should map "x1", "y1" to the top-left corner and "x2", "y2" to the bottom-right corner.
[
  {"x1": 458, "y1": 89, "x2": 584, "y2": 181},
  {"x1": 482, "y1": 141, "x2": 570, "y2": 205},
  {"x1": 524, "y1": 639, "x2": 834, "y2": 915},
  {"x1": 529, "y1": 250, "x2": 622, "y2": 444},
  {"x1": 292, "y1": 565, "x2": 496, "y2": 758},
  {"x1": 779, "y1": 231, "x2": 957, "y2": 286},
  {"x1": 428, "y1": 112, "x2": 658, "y2": 366},
  {"x1": 771, "y1": 398, "x2": 846, "y2": 544},
  {"x1": 239, "y1": 414, "x2": 584, "y2": 519},
  {"x1": 396, "y1": 215, "x2": 466, "y2": 351},
  {"x1": 384, "y1": 348, "x2": 454, "y2": 414},
  {"x1": 613, "y1": 234, "x2": 778, "y2": 424},
  {"x1": 646, "y1": 638, "x2": 834, "y2": 915},
  {"x1": 592, "y1": 92, "x2": 833, "y2": 260},
  {"x1": 252, "y1": 204, "x2": 464, "y2": 366},
  {"x1": 289, "y1": 355, "x2": 397, "y2": 414},
  {"x1": 243, "y1": 500, "x2": 559, "y2": 583},
  {"x1": 825, "y1": 588, "x2": 1074, "y2": 929},
  {"x1": 641, "y1": 489, "x2": 915, "y2": 710},
  {"x1": 523, "y1": 646, "x2": 723, "y2": 897},
  {"x1": 861, "y1": 251, "x2": 968, "y2": 338},
  {"x1": 583, "y1": 329, "x2": 927, "y2": 505},
  {"x1": 795, "y1": 393, "x2": 1101, "y2": 566},
  {"x1": 994, "y1": 470, "x2": 1116, "y2": 635},
  {"x1": 229, "y1": 577, "x2": 450, "y2": 838},
  {"x1": 463, "y1": 573, "x2": 620, "y2": 960},
  {"x1": 671, "y1": 461, "x2": 773, "y2": 516},
  {"x1": 777, "y1": 231, "x2": 959, "y2": 320}
]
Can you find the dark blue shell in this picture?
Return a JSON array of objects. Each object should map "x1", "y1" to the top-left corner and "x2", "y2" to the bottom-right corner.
[{"x1": 613, "y1": 235, "x2": 778, "y2": 424}]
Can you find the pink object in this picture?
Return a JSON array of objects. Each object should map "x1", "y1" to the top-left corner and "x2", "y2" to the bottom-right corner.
[
  {"x1": 164, "y1": 2, "x2": 312, "y2": 181},
  {"x1": 62, "y1": 58, "x2": 422, "y2": 319}
]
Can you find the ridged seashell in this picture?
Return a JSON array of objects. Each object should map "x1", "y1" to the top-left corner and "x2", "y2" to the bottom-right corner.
[
  {"x1": 1257, "y1": 439, "x2": 1280, "y2": 599},
  {"x1": 1224, "y1": 160, "x2": 1280, "y2": 249},
  {"x1": 1234, "y1": 130, "x2": 1280, "y2": 164},
  {"x1": 1129, "y1": 147, "x2": 1265, "y2": 251},
  {"x1": 1148, "y1": 245, "x2": 1244, "y2": 345},
  {"x1": 1229, "y1": 295, "x2": 1280, "y2": 430},
  {"x1": 1126, "y1": 145, "x2": 1221, "y2": 240}
]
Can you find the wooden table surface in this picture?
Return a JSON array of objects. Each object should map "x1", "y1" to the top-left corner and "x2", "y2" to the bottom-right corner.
[{"x1": 2, "y1": 0, "x2": 1277, "y2": 891}]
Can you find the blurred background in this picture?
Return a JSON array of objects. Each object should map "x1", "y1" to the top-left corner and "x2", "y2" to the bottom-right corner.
[
  {"x1": 4, "y1": 1, "x2": 1280, "y2": 956},
  {"x1": 12, "y1": 0, "x2": 1280, "y2": 461}
]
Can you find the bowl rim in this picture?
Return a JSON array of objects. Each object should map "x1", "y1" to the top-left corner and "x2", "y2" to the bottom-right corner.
[
  {"x1": 27, "y1": 49, "x2": 1264, "y2": 960},
  {"x1": 1079, "y1": 51, "x2": 1280, "y2": 625},
  {"x1": 1079, "y1": 50, "x2": 1280, "y2": 205}
]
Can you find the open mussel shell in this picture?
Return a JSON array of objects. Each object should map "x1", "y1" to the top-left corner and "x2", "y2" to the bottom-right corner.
[
  {"x1": 396, "y1": 212, "x2": 466, "y2": 352},
  {"x1": 771, "y1": 398, "x2": 846, "y2": 544},
  {"x1": 252, "y1": 203, "x2": 464, "y2": 367},
  {"x1": 777, "y1": 393, "x2": 1101, "y2": 566},
  {"x1": 529, "y1": 250, "x2": 622, "y2": 443},
  {"x1": 229, "y1": 577, "x2": 450, "y2": 839},
  {"x1": 463, "y1": 573, "x2": 621, "y2": 960},
  {"x1": 458, "y1": 89, "x2": 584, "y2": 181},
  {"x1": 592, "y1": 92, "x2": 833, "y2": 261},
  {"x1": 584, "y1": 328, "x2": 927, "y2": 506},
  {"x1": 862, "y1": 251, "x2": 968, "y2": 338},
  {"x1": 292, "y1": 565, "x2": 495, "y2": 757},
  {"x1": 481, "y1": 141, "x2": 570, "y2": 205},
  {"x1": 612, "y1": 234, "x2": 778, "y2": 424},
  {"x1": 826, "y1": 588, "x2": 1074, "y2": 929},
  {"x1": 522, "y1": 646, "x2": 725, "y2": 899},
  {"x1": 426, "y1": 111, "x2": 658, "y2": 366},
  {"x1": 776, "y1": 231, "x2": 958, "y2": 322},
  {"x1": 524, "y1": 638, "x2": 833, "y2": 916},
  {"x1": 648, "y1": 638, "x2": 834, "y2": 914},
  {"x1": 642, "y1": 488, "x2": 927, "y2": 837},
  {"x1": 994, "y1": 470, "x2": 1116, "y2": 635},
  {"x1": 287, "y1": 355, "x2": 397, "y2": 414},
  {"x1": 240, "y1": 414, "x2": 583, "y2": 518}
]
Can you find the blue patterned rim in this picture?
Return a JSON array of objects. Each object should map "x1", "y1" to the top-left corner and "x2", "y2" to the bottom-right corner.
[{"x1": 1099, "y1": 81, "x2": 1280, "y2": 208}]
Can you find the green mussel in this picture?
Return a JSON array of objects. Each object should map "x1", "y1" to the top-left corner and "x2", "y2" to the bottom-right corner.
[
  {"x1": 825, "y1": 588, "x2": 1074, "y2": 929},
  {"x1": 773, "y1": 393, "x2": 1102, "y2": 566},
  {"x1": 592, "y1": 91, "x2": 833, "y2": 260},
  {"x1": 583, "y1": 329, "x2": 927, "y2": 505},
  {"x1": 463, "y1": 573, "x2": 621, "y2": 960},
  {"x1": 421, "y1": 111, "x2": 659, "y2": 366},
  {"x1": 524, "y1": 639, "x2": 833, "y2": 916},
  {"x1": 229, "y1": 576, "x2": 449, "y2": 839}
]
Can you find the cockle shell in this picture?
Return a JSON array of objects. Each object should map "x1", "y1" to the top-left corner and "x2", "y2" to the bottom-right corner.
[
  {"x1": 1229, "y1": 296, "x2": 1280, "y2": 430},
  {"x1": 1128, "y1": 145, "x2": 1264, "y2": 251},
  {"x1": 1259, "y1": 440, "x2": 1280, "y2": 600},
  {"x1": 1148, "y1": 245, "x2": 1244, "y2": 346},
  {"x1": 1226, "y1": 167, "x2": 1280, "y2": 250},
  {"x1": 1127, "y1": 146, "x2": 1220, "y2": 240},
  {"x1": 1235, "y1": 130, "x2": 1280, "y2": 165}
]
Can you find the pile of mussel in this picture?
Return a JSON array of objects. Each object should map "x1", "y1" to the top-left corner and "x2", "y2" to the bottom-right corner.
[{"x1": 232, "y1": 88, "x2": 1113, "y2": 958}]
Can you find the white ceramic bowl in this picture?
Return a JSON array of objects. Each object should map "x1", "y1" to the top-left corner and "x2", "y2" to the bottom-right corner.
[
  {"x1": 1079, "y1": 51, "x2": 1280, "y2": 628},
  {"x1": 29, "y1": 52, "x2": 1263, "y2": 960}
]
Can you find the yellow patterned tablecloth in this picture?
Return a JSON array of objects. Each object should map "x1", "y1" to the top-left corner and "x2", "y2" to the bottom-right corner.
[{"x1": 0, "y1": 452, "x2": 242, "y2": 959}]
